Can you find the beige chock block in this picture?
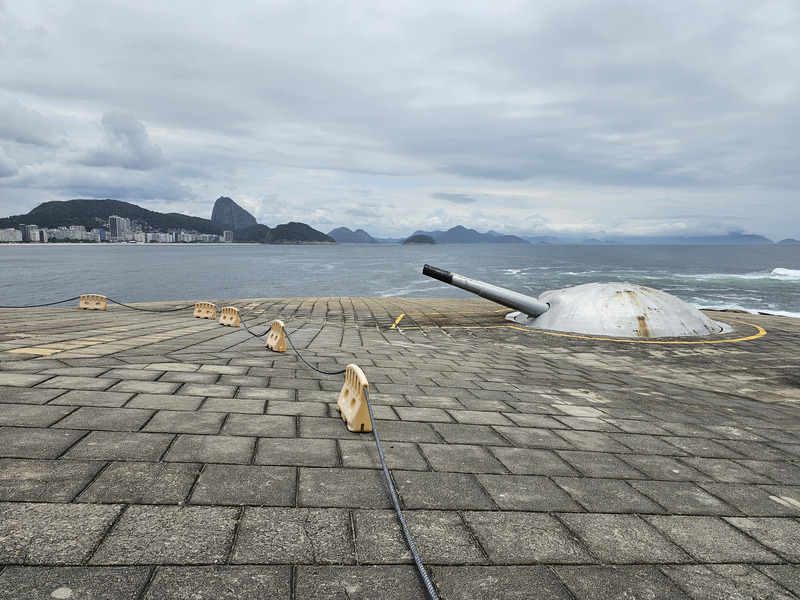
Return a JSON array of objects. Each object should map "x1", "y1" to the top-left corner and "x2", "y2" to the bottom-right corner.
[
  {"x1": 265, "y1": 319, "x2": 287, "y2": 352},
  {"x1": 337, "y1": 364, "x2": 372, "y2": 433},
  {"x1": 218, "y1": 306, "x2": 241, "y2": 327},
  {"x1": 194, "y1": 301, "x2": 217, "y2": 319},
  {"x1": 79, "y1": 294, "x2": 107, "y2": 310}
]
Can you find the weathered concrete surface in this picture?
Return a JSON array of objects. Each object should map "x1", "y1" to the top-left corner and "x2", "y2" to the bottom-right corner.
[{"x1": 0, "y1": 298, "x2": 798, "y2": 599}]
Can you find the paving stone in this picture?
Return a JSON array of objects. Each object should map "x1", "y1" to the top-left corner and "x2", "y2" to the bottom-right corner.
[
  {"x1": 560, "y1": 513, "x2": 691, "y2": 564},
  {"x1": 294, "y1": 565, "x2": 427, "y2": 600},
  {"x1": 190, "y1": 464, "x2": 295, "y2": 506},
  {"x1": 492, "y1": 426, "x2": 577, "y2": 450},
  {"x1": 756, "y1": 565, "x2": 800, "y2": 596},
  {"x1": 724, "y1": 517, "x2": 800, "y2": 561},
  {"x1": 429, "y1": 423, "x2": 506, "y2": 446},
  {"x1": 124, "y1": 393, "x2": 205, "y2": 411},
  {"x1": 49, "y1": 390, "x2": 134, "y2": 407},
  {"x1": 298, "y1": 467, "x2": 392, "y2": 508},
  {"x1": 106, "y1": 380, "x2": 181, "y2": 395},
  {"x1": 52, "y1": 407, "x2": 153, "y2": 432},
  {"x1": 143, "y1": 566, "x2": 291, "y2": 600},
  {"x1": 353, "y1": 509, "x2": 484, "y2": 565},
  {"x1": 393, "y1": 471, "x2": 495, "y2": 510},
  {"x1": 0, "y1": 387, "x2": 65, "y2": 405},
  {"x1": 90, "y1": 506, "x2": 238, "y2": 565},
  {"x1": 231, "y1": 507, "x2": 354, "y2": 564},
  {"x1": 0, "y1": 458, "x2": 105, "y2": 502},
  {"x1": 680, "y1": 456, "x2": 777, "y2": 484},
  {"x1": 477, "y1": 474, "x2": 584, "y2": 512},
  {"x1": 556, "y1": 450, "x2": 647, "y2": 479},
  {"x1": 78, "y1": 462, "x2": 200, "y2": 504},
  {"x1": 419, "y1": 443, "x2": 507, "y2": 474},
  {"x1": 164, "y1": 434, "x2": 255, "y2": 464},
  {"x1": 662, "y1": 564, "x2": 799, "y2": 600},
  {"x1": 554, "y1": 477, "x2": 667, "y2": 513},
  {"x1": 617, "y1": 454, "x2": 705, "y2": 481},
  {"x1": 464, "y1": 511, "x2": 592, "y2": 564},
  {"x1": 554, "y1": 430, "x2": 632, "y2": 453},
  {"x1": 266, "y1": 400, "x2": 328, "y2": 417},
  {"x1": 630, "y1": 480, "x2": 738, "y2": 515},
  {"x1": 663, "y1": 436, "x2": 745, "y2": 458},
  {"x1": 255, "y1": 437, "x2": 338, "y2": 467},
  {"x1": 555, "y1": 565, "x2": 691, "y2": 600},
  {"x1": 221, "y1": 413, "x2": 296, "y2": 437},
  {"x1": 0, "y1": 427, "x2": 86, "y2": 459},
  {"x1": 178, "y1": 383, "x2": 238, "y2": 398},
  {"x1": 0, "y1": 566, "x2": 151, "y2": 600},
  {"x1": 737, "y1": 459, "x2": 800, "y2": 485},
  {"x1": 394, "y1": 406, "x2": 455, "y2": 423},
  {"x1": 64, "y1": 431, "x2": 174, "y2": 461},
  {"x1": 199, "y1": 397, "x2": 266, "y2": 414},
  {"x1": 489, "y1": 447, "x2": 579, "y2": 476},
  {"x1": 431, "y1": 566, "x2": 574, "y2": 599},
  {"x1": 143, "y1": 410, "x2": 226, "y2": 434},
  {"x1": 0, "y1": 502, "x2": 122, "y2": 565},
  {"x1": 339, "y1": 439, "x2": 428, "y2": 471},
  {"x1": 0, "y1": 373, "x2": 54, "y2": 387},
  {"x1": 699, "y1": 483, "x2": 800, "y2": 516},
  {"x1": 645, "y1": 515, "x2": 781, "y2": 562},
  {"x1": 0, "y1": 403, "x2": 75, "y2": 427},
  {"x1": 38, "y1": 376, "x2": 114, "y2": 391}
]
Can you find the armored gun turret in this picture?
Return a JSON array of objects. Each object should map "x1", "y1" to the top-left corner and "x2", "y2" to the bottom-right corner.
[{"x1": 422, "y1": 264, "x2": 731, "y2": 338}]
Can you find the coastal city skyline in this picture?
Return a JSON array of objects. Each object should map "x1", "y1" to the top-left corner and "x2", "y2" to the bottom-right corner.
[{"x1": 1, "y1": 1, "x2": 799, "y2": 240}]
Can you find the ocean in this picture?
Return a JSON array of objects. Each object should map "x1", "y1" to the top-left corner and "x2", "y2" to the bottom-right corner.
[{"x1": 1, "y1": 243, "x2": 799, "y2": 318}]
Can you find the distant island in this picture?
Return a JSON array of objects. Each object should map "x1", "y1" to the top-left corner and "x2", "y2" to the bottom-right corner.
[
  {"x1": 0, "y1": 197, "x2": 790, "y2": 245},
  {"x1": 402, "y1": 234, "x2": 435, "y2": 245}
]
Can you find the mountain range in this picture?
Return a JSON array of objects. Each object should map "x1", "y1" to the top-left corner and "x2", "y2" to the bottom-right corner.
[{"x1": 1, "y1": 198, "x2": 795, "y2": 244}]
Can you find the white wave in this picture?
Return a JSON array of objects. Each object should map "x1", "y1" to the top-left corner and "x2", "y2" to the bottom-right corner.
[{"x1": 772, "y1": 268, "x2": 800, "y2": 278}]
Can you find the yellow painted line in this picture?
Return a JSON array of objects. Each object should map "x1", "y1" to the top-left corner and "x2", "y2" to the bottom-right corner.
[{"x1": 390, "y1": 314, "x2": 406, "y2": 329}]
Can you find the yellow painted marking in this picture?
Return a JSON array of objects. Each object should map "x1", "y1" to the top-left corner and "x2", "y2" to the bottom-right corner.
[
  {"x1": 8, "y1": 348, "x2": 61, "y2": 356},
  {"x1": 5, "y1": 338, "x2": 113, "y2": 357},
  {"x1": 390, "y1": 314, "x2": 406, "y2": 329},
  {"x1": 390, "y1": 315, "x2": 766, "y2": 345}
]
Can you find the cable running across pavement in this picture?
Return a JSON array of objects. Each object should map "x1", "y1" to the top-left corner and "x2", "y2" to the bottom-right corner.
[
  {"x1": 0, "y1": 296, "x2": 83, "y2": 309},
  {"x1": 364, "y1": 386, "x2": 440, "y2": 600}
]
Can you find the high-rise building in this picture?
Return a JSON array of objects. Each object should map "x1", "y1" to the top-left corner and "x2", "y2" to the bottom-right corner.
[{"x1": 108, "y1": 215, "x2": 131, "y2": 240}]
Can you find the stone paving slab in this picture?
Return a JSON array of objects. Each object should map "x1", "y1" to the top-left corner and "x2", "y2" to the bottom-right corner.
[{"x1": 0, "y1": 298, "x2": 799, "y2": 599}]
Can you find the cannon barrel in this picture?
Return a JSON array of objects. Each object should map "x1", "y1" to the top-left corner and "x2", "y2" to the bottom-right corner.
[{"x1": 422, "y1": 264, "x2": 550, "y2": 318}]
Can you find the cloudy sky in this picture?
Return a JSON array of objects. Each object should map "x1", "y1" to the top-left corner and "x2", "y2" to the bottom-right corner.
[{"x1": 1, "y1": 0, "x2": 798, "y2": 239}]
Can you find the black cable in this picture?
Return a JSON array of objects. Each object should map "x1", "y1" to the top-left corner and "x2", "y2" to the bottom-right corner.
[
  {"x1": 240, "y1": 317, "x2": 268, "y2": 339},
  {"x1": 364, "y1": 386, "x2": 440, "y2": 600},
  {"x1": 106, "y1": 298, "x2": 194, "y2": 312},
  {"x1": 284, "y1": 330, "x2": 347, "y2": 375},
  {"x1": 0, "y1": 295, "x2": 83, "y2": 309}
]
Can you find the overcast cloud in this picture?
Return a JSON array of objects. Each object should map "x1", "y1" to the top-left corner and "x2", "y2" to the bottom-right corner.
[{"x1": 1, "y1": 0, "x2": 798, "y2": 239}]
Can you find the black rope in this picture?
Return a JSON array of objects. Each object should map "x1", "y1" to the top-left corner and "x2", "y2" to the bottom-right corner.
[
  {"x1": 364, "y1": 386, "x2": 440, "y2": 600},
  {"x1": 285, "y1": 330, "x2": 347, "y2": 375},
  {"x1": 106, "y1": 298, "x2": 194, "y2": 312},
  {"x1": 0, "y1": 295, "x2": 83, "y2": 309},
  {"x1": 240, "y1": 317, "x2": 268, "y2": 339}
]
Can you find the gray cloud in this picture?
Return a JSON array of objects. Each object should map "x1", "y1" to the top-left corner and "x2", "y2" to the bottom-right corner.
[
  {"x1": 432, "y1": 192, "x2": 478, "y2": 204},
  {"x1": 0, "y1": 0, "x2": 798, "y2": 239},
  {"x1": 77, "y1": 112, "x2": 167, "y2": 171}
]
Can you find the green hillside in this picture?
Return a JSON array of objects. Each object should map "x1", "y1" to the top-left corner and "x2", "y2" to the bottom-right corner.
[{"x1": 0, "y1": 199, "x2": 225, "y2": 235}]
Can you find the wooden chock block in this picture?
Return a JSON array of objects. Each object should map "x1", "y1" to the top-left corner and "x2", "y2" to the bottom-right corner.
[
  {"x1": 266, "y1": 319, "x2": 287, "y2": 352},
  {"x1": 336, "y1": 364, "x2": 371, "y2": 433},
  {"x1": 79, "y1": 294, "x2": 107, "y2": 310}
]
